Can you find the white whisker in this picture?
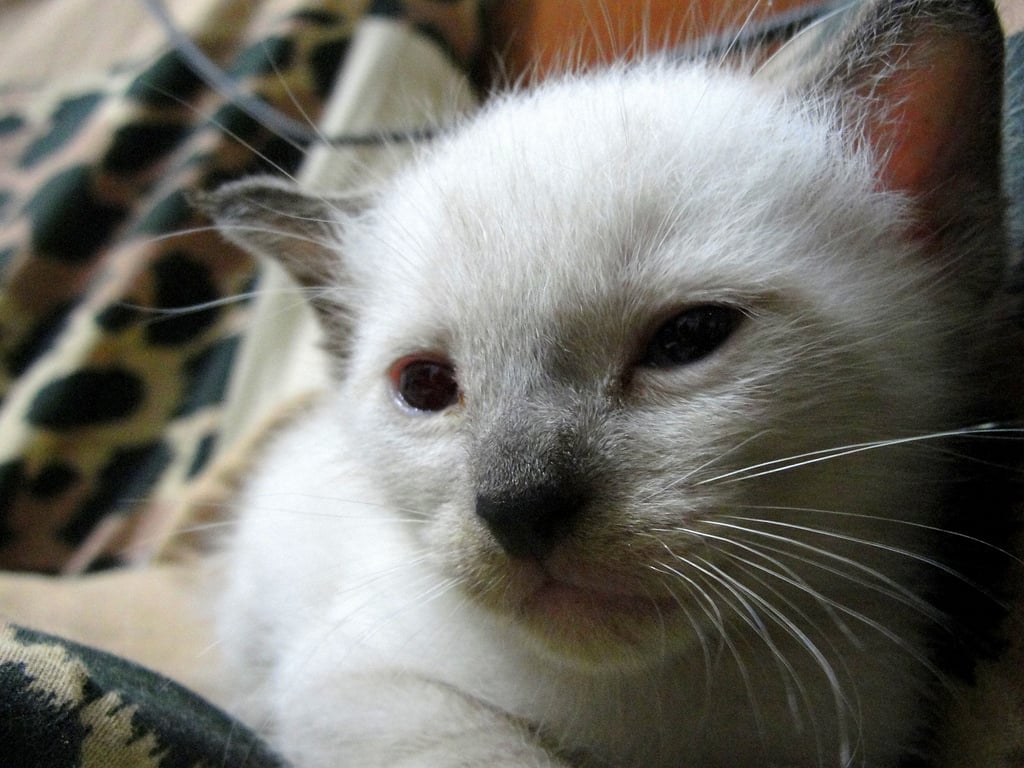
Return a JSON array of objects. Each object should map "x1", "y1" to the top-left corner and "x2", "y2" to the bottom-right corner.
[
  {"x1": 718, "y1": 512, "x2": 1003, "y2": 603},
  {"x1": 639, "y1": 428, "x2": 775, "y2": 503},
  {"x1": 734, "y1": 505, "x2": 1024, "y2": 567},
  {"x1": 694, "y1": 425, "x2": 1020, "y2": 486},
  {"x1": 692, "y1": 553, "x2": 854, "y2": 765},
  {"x1": 649, "y1": 556, "x2": 770, "y2": 743}
]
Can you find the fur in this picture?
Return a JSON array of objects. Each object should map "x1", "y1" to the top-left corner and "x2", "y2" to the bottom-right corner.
[{"x1": 201, "y1": 1, "x2": 1021, "y2": 765}]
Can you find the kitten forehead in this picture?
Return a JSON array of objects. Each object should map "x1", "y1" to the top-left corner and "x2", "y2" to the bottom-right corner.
[{"x1": 357, "y1": 61, "x2": 899, "y2": 345}]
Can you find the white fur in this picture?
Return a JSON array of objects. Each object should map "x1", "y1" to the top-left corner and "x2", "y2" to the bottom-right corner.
[{"x1": 213, "y1": 30, "x2": 1011, "y2": 768}]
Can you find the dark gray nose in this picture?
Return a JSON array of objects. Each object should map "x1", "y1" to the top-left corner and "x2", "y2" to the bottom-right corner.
[{"x1": 475, "y1": 483, "x2": 583, "y2": 561}]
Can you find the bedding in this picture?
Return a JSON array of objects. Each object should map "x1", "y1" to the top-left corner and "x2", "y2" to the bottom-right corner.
[{"x1": 1, "y1": 621, "x2": 284, "y2": 768}]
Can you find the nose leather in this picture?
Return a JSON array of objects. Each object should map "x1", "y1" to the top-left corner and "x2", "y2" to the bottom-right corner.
[{"x1": 475, "y1": 482, "x2": 583, "y2": 561}]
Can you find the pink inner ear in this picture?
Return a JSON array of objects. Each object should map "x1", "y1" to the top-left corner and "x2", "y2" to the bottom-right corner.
[{"x1": 867, "y1": 36, "x2": 993, "y2": 202}]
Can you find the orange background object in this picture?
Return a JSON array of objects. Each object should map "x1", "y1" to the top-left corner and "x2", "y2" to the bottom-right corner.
[{"x1": 485, "y1": 0, "x2": 815, "y2": 82}]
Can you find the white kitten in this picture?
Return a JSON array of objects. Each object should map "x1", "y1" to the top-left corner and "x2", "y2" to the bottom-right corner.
[{"x1": 202, "y1": 0, "x2": 1021, "y2": 765}]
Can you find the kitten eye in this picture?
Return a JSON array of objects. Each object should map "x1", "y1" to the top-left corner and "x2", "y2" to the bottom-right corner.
[
  {"x1": 641, "y1": 305, "x2": 743, "y2": 367},
  {"x1": 390, "y1": 356, "x2": 460, "y2": 412}
]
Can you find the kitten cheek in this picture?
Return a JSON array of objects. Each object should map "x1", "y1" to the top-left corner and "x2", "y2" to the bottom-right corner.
[{"x1": 424, "y1": 501, "x2": 501, "y2": 569}]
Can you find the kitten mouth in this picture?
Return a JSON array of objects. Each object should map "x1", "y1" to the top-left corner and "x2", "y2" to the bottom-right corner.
[
  {"x1": 527, "y1": 578, "x2": 663, "y2": 620},
  {"x1": 506, "y1": 559, "x2": 677, "y2": 637}
]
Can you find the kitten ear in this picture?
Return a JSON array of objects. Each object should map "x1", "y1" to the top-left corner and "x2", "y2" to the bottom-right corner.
[
  {"x1": 195, "y1": 177, "x2": 358, "y2": 290},
  {"x1": 196, "y1": 177, "x2": 364, "y2": 360},
  {"x1": 801, "y1": 0, "x2": 1005, "y2": 281}
]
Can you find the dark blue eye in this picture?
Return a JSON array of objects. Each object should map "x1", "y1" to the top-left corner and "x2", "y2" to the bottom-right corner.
[
  {"x1": 641, "y1": 305, "x2": 742, "y2": 367},
  {"x1": 390, "y1": 356, "x2": 460, "y2": 412}
]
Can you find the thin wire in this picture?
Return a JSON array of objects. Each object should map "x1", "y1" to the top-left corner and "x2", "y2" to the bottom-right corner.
[{"x1": 138, "y1": 0, "x2": 440, "y2": 146}]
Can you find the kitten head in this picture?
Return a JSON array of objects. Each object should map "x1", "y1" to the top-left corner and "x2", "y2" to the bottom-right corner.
[{"x1": 201, "y1": 0, "x2": 1009, "y2": 667}]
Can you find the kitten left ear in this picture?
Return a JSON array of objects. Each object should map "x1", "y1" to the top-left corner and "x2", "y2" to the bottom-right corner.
[
  {"x1": 195, "y1": 177, "x2": 358, "y2": 289},
  {"x1": 196, "y1": 178, "x2": 365, "y2": 361},
  {"x1": 805, "y1": 0, "x2": 1005, "y2": 272}
]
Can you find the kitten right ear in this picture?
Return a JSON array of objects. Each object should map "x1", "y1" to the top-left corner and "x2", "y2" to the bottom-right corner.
[
  {"x1": 196, "y1": 178, "x2": 364, "y2": 360},
  {"x1": 789, "y1": 0, "x2": 1005, "y2": 295}
]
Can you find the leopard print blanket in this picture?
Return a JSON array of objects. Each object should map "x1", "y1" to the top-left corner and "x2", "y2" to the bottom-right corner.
[{"x1": 1, "y1": 621, "x2": 285, "y2": 767}]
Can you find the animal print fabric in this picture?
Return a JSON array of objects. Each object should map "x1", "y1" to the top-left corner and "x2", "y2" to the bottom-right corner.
[
  {"x1": 0, "y1": 0, "x2": 482, "y2": 574},
  {"x1": 0, "y1": 621, "x2": 287, "y2": 768}
]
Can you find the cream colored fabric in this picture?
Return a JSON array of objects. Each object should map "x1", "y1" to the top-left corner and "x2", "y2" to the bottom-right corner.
[
  {"x1": 0, "y1": 0, "x2": 301, "y2": 87},
  {"x1": 0, "y1": 561, "x2": 227, "y2": 702}
]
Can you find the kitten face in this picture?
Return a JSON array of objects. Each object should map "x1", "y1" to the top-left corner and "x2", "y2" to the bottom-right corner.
[
  {"x1": 308, "y1": 65, "x2": 971, "y2": 666},
  {"x1": 204, "y1": 2, "x2": 1014, "y2": 763}
]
